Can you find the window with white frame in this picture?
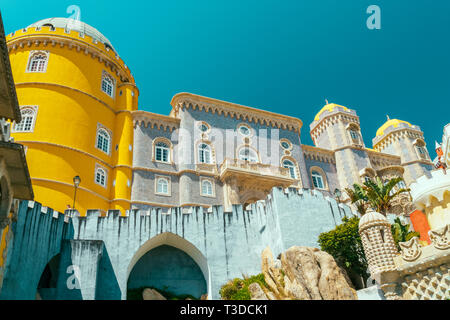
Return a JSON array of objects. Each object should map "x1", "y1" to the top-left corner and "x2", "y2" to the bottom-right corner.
[
  {"x1": 198, "y1": 143, "x2": 212, "y2": 164},
  {"x1": 282, "y1": 160, "x2": 297, "y2": 179},
  {"x1": 201, "y1": 179, "x2": 214, "y2": 197},
  {"x1": 311, "y1": 170, "x2": 325, "y2": 189},
  {"x1": 101, "y1": 71, "x2": 115, "y2": 98},
  {"x1": 26, "y1": 51, "x2": 49, "y2": 73},
  {"x1": 96, "y1": 128, "x2": 111, "y2": 154},
  {"x1": 95, "y1": 167, "x2": 107, "y2": 187},
  {"x1": 156, "y1": 176, "x2": 170, "y2": 195},
  {"x1": 238, "y1": 147, "x2": 258, "y2": 162},
  {"x1": 155, "y1": 141, "x2": 170, "y2": 163},
  {"x1": 14, "y1": 107, "x2": 37, "y2": 132}
]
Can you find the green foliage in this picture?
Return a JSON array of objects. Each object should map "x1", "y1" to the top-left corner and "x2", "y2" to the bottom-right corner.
[
  {"x1": 219, "y1": 273, "x2": 268, "y2": 300},
  {"x1": 363, "y1": 177, "x2": 410, "y2": 215},
  {"x1": 391, "y1": 217, "x2": 420, "y2": 251},
  {"x1": 126, "y1": 286, "x2": 199, "y2": 300},
  {"x1": 345, "y1": 184, "x2": 369, "y2": 215},
  {"x1": 345, "y1": 177, "x2": 410, "y2": 216},
  {"x1": 318, "y1": 216, "x2": 368, "y2": 282}
]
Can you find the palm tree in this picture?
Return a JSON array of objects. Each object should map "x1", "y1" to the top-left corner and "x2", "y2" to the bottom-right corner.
[
  {"x1": 344, "y1": 184, "x2": 369, "y2": 216},
  {"x1": 345, "y1": 177, "x2": 410, "y2": 216},
  {"x1": 362, "y1": 177, "x2": 410, "y2": 216},
  {"x1": 391, "y1": 217, "x2": 420, "y2": 251}
]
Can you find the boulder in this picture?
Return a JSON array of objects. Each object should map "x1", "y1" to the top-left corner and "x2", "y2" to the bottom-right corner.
[
  {"x1": 261, "y1": 246, "x2": 358, "y2": 300},
  {"x1": 142, "y1": 288, "x2": 167, "y2": 300},
  {"x1": 248, "y1": 283, "x2": 268, "y2": 300}
]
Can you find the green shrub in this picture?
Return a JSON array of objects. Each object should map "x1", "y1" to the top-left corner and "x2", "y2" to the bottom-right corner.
[
  {"x1": 219, "y1": 273, "x2": 267, "y2": 300},
  {"x1": 318, "y1": 216, "x2": 368, "y2": 284}
]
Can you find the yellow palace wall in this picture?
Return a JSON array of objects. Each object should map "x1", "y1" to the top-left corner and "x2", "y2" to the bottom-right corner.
[{"x1": 7, "y1": 26, "x2": 138, "y2": 214}]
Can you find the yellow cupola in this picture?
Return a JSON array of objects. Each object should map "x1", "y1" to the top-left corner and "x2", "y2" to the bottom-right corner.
[
  {"x1": 376, "y1": 116, "x2": 413, "y2": 137},
  {"x1": 314, "y1": 102, "x2": 349, "y2": 121}
]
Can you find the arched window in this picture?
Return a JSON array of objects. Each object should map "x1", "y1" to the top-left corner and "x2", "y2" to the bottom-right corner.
[
  {"x1": 198, "y1": 143, "x2": 212, "y2": 164},
  {"x1": 347, "y1": 123, "x2": 361, "y2": 144},
  {"x1": 311, "y1": 170, "x2": 325, "y2": 189},
  {"x1": 201, "y1": 179, "x2": 213, "y2": 196},
  {"x1": 14, "y1": 107, "x2": 37, "y2": 132},
  {"x1": 101, "y1": 71, "x2": 115, "y2": 97},
  {"x1": 96, "y1": 128, "x2": 111, "y2": 154},
  {"x1": 156, "y1": 177, "x2": 169, "y2": 195},
  {"x1": 413, "y1": 139, "x2": 428, "y2": 160},
  {"x1": 27, "y1": 51, "x2": 48, "y2": 73},
  {"x1": 282, "y1": 160, "x2": 297, "y2": 179},
  {"x1": 238, "y1": 147, "x2": 258, "y2": 162},
  {"x1": 155, "y1": 141, "x2": 170, "y2": 163},
  {"x1": 95, "y1": 167, "x2": 107, "y2": 187}
]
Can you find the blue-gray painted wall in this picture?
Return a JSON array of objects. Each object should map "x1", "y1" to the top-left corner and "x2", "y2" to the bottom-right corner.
[{"x1": 0, "y1": 187, "x2": 356, "y2": 300}]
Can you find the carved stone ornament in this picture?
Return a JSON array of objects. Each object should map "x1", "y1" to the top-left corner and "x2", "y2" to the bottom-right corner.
[
  {"x1": 399, "y1": 237, "x2": 422, "y2": 262},
  {"x1": 429, "y1": 224, "x2": 450, "y2": 250}
]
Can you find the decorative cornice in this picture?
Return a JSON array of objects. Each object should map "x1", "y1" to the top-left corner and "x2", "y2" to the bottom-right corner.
[
  {"x1": 410, "y1": 170, "x2": 450, "y2": 208},
  {"x1": 170, "y1": 93, "x2": 303, "y2": 133},
  {"x1": 301, "y1": 144, "x2": 336, "y2": 164},
  {"x1": 132, "y1": 111, "x2": 180, "y2": 132},
  {"x1": 6, "y1": 26, "x2": 134, "y2": 83}
]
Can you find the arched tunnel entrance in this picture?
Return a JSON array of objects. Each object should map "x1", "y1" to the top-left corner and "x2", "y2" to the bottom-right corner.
[
  {"x1": 126, "y1": 233, "x2": 210, "y2": 300},
  {"x1": 36, "y1": 254, "x2": 61, "y2": 300}
]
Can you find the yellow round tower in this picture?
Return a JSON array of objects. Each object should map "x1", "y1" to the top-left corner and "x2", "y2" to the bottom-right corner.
[{"x1": 6, "y1": 18, "x2": 139, "y2": 214}]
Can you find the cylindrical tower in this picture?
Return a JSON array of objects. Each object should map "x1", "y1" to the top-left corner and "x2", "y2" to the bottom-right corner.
[
  {"x1": 310, "y1": 102, "x2": 375, "y2": 190},
  {"x1": 6, "y1": 18, "x2": 139, "y2": 214},
  {"x1": 359, "y1": 211, "x2": 398, "y2": 276},
  {"x1": 372, "y1": 118, "x2": 434, "y2": 185}
]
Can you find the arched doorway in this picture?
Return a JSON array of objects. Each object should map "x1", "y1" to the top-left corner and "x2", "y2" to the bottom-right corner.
[
  {"x1": 126, "y1": 232, "x2": 210, "y2": 300},
  {"x1": 36, "y1": 254, "x2": 61, "y2": 300}
]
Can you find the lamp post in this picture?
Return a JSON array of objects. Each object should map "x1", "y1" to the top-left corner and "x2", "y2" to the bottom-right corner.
[
  {"x1": 334, "y1": 188, "x2": 346, "y2": 217},
  {"x1": 72, "y1": 175, "x2": 81, "y2": 212}
]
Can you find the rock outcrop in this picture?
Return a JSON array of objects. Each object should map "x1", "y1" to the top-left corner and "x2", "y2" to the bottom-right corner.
[
  {"x1": 142, "y1": 288, "x2": 167, "y2": 300},
  {"x1": 254, "y1": 246, "x2": 357, "y2": 300}
]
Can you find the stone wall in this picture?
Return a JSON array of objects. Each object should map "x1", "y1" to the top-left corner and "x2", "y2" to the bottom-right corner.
[{"x1": 0, "y1": 187, "x2": 355, "y2": 300}]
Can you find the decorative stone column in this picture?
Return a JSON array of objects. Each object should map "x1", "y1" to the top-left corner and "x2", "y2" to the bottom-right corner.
[{"x1": 359, "y1": 210, "x2": 402, "y2": 299}]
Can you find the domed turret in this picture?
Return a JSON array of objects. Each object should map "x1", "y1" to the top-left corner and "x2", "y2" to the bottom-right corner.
[
  {"x1": 6, "y1": 18, "x2": 139, "y2": 214},
  {"x1": 372, "y1": 116, "x2": 433, "y2": 185},
  {"x1": 28, "y1": 17, "x2": 116, "y2": 51}
]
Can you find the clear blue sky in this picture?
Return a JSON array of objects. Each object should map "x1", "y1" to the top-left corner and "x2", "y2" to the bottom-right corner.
[{"x1": 2, "y1": 0, "x2": 449, "y2": 150}]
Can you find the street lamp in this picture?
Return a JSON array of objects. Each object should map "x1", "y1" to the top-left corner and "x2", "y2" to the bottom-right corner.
[
  {"x1": 72, "y1": 175, "x2": 81, "y2": 212},
  {"x1": 334, "y1": 188, "x2": 346, "y2": 217}
]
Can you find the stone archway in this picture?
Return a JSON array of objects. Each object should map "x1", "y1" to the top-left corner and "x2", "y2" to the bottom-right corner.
[
  {"x1": 36, "y1": 254, "x2": 61, "y2": 300},
  {"x1": 126, "y1": 232, "x2": 210, "y2": 300}
]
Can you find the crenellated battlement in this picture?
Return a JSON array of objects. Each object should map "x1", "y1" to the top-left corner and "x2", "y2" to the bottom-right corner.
[
  {"x1": 409, "y1": 169, "x2": 450, "y2": 208},
  {"x1": 6, "y1": 26, "x2": 134, "y2": 83}
]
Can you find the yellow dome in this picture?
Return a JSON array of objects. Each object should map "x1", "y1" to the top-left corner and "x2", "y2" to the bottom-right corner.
[
  {"x1": 376, "y1": 119, "x2": 413, "y2": 137},
  {"x1": 314, "y1": 103, "x2": 349, "y2": 121}
]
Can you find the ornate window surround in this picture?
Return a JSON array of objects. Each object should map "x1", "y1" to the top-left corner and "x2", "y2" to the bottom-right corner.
[
  {"x1": 280, "y1": 138, "x2": 293, "y2": 151},
  {"x1": 346, "y1": 123, "x2": 362, "y2": 145},
  {"x1": 280, "y1": 155, "x2": 300, "y2": 180},
  {"x1": 237, "y1": 122, "x2": 253, "y2": 138},
  {"x1": 199, "y1": 177, "x2": 215, "y2": 198},
  {"x1": 310, "y1": 166, "x2": 329, "y2": 191},
  {"x1": 155, "y1": 175, "x2": 171, "y2": 196},
  {"x1": 152, "y1": 137, "x2": 173, "y2": 164},
  {"x1": 95, "y1": 123, "x2": 112, "y2": 156},
  {"x1": 101, "y1": 70, "x2": 116, "y2": 98},
  {"x1": 413, "y1": 138, "x2": 429, "y2": 160},
  {"x1": 13, "y1": 106, "x2": 38, "y2": 133},
  {"x1": 94, "y1": 163, "x2": 108, "y2": 188},
  {"x1": 195, "y1": 140, "x2": 216, "y2": 165},
  {"x1": 236, "y1": 144, "x2": 260, "y2": 163},
  {"x1": 26, "y1": 50, "x2": 49, "y2": 73}
]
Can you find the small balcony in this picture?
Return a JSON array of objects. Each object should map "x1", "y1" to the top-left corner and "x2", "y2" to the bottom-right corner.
[{"x1": 219, "y1": 158, "x2": 294, "y2": 189}]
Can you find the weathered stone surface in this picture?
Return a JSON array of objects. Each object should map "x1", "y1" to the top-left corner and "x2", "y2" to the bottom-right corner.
[
  {"x1": 248, "y1": 283, "x2": 268, "y2": 300},
  {"x1": 142, "y1": 288, "x2": 167, "y2": 300},
  {"x1": 261, "y1": 246, "x2": 358, "y2": 300}
]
